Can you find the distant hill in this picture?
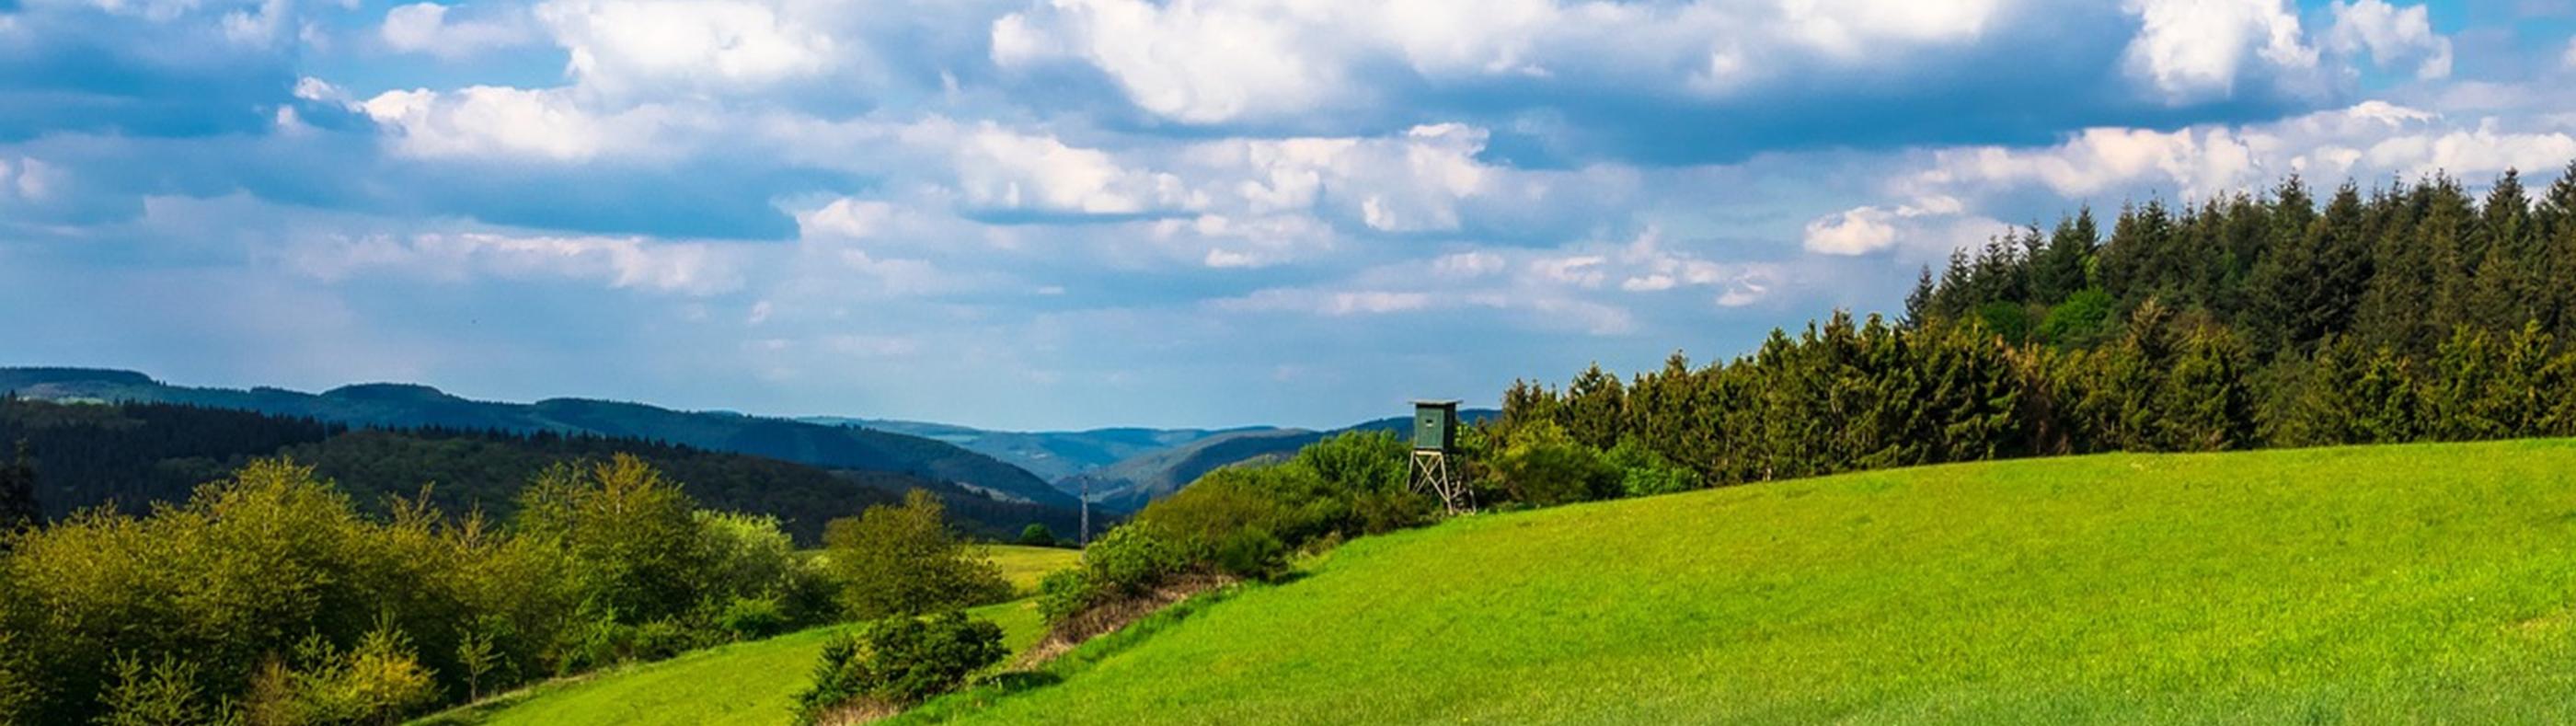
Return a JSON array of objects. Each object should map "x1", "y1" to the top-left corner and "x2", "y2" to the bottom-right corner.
[
  {"x1": 1066, "y1": 409, "x2": 1498, "y2": 513},
  {"x1": 0, "y1": 368, "x2": 1076, "y2": 511},
  {"x1": 0, "y1": 398, "x2": 1076, "y2": 544},
  {"x1": 810, "y1": 417, "x2": 1278, "y2": 484}
]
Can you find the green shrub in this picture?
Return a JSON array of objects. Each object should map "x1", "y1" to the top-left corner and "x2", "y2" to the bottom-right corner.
[
  {"x1": 1082, "y1": 525, "x2": 1187, "y2": 595},
  {"x1": 1016, "y1": 524, "x2": 1057, "y2": 547},
  {"x1": 794, "y1": 612, "x2": 1006, "y2": 723},
  {"x1": 1491, "y1": 422, "x2": 1620, "y2": 506},
  {"x1": 1606, "y1": 439, "x2": 1704, "y2": 497},
  {"x1": 241, "y1": 624, "x2": 439, "y2": 725},
  {"x1": 716, "y1": 595, "x2": 789, "y2": 641},
  {"x1": 1035, "y1": 569, "x2": 1094, "y2": 624},
  {"x1": 94, "y1": 654, "x2": 223, "y2": 726},
  {"x1": 822, "y1": 490, "x2": 1013, "y2": 620}
]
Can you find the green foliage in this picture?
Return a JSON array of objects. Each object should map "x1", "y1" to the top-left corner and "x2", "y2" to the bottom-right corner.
[
  {"x1": 241, "y1": 623, "x2": 440, "y2": 725},
  {"x1": 795, "y1": 612, "x2": 1006, "y2": 722},
  {"x1": 822, "y1": 490, "x2": 1012, "y2": 621},
  {"x1": 2036, "y1": 288, "x2": 2116, "y2": 347},
  {"x1": 1973, "y1": 301, "x2": 2033, "y2": 345},
  {"x1": 0, "y1": 455, "x2": 836, "y2": 723},
  {"x1": 1015, "y1": 524, "x2": 1056, "y2": 547},
  {"x1": 1490, "y1": 421, "x2": 1619, "y2": 507},
  {"x1": 1604, "y1": 439, "x2": 1701, "y2": 498},
  {"x1": 0, "y1": 438, "x2": 36, "y2": 530},
  {"x1": 95, "y1": 654, "x2": 227, "y2": 726},
  {"x1": 515, "y1": 455, "x2": 710, "y2": 626}
]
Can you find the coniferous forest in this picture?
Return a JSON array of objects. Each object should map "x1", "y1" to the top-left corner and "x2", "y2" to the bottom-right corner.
[{"x1": 1501, "y1": 166, "x2": 2576, "y2": 483}]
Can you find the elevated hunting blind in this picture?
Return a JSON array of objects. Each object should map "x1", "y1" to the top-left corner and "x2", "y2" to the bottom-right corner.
[
  {"x1": 1412, "y1": 399, "x2": 1458, "y2": 452},
  {"x1": 1409, "y1": 399, "x2": 1471, "y2": 514}
]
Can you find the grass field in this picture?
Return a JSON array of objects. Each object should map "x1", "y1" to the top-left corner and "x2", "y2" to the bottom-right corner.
[
  {"x1": 410, "y1": 598, "x2": 1051, "y2": 726},
  {"x1": 802, "y1": 544, "x2": 1079, "y2": 595},
  {"x1": 983, "y1": 544, "x2": 1081, "y2": 593},
  {"x1": 903, "y1": 440, "x2": 2576, "y2": 724}
]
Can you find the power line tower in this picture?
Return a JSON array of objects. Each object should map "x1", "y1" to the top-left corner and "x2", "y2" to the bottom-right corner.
[{"x1": 1409, "y1": 399, "x2": 1472, "y2": 514}]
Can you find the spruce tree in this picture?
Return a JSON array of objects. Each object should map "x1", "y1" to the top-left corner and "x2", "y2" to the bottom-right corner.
[{"x1": 0, "y1": 440, "x2": 35, "y2": 529}]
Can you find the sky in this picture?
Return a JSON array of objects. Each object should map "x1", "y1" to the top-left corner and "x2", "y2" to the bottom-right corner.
[{"x1": 2, "y1": 0, "x2": 2573, "y2": 431}]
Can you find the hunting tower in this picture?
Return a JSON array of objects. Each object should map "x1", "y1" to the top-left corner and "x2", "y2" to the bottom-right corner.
[{"x1": 1410, "y1": 399, "x2": 1471, "y2": 513}]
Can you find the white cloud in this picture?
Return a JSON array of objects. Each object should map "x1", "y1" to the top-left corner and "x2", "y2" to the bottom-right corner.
[
  {"x1": 1910, "y1": 100, "x2": 2576, "y2": 202},
  {"x1": 293, "y1": 231, "x2": 746, "y2": 295},
  {"x1": 1803, "y1": 207, "x2": 1898, "y2": 256},
  {"x1": 2121, "y1": 0, "x2": 2317, "y2": 102},
  {"x1": 535, "y1": 0, "x2": 836, "y2": 95},
  {"x1": 382, "y1": 3, "x2": 534, "y2": 59},
  {"x1": 940, "y1": 122, "x2": 1192, "y2": 214},
  {"x1": 2325, "y1": 0, "x2": 2452, "y2": 80},
  {"x1": 359, "y1": 86, "x2": 694, "y2": 161},
  {"x1": 992, "y1": 0, "x2": 2015, "y2": 125}
]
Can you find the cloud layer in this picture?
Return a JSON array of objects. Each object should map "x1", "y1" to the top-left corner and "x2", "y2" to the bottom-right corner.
[{"x1": 1, "y1": 0, "x2": 2569, "y2": 429}]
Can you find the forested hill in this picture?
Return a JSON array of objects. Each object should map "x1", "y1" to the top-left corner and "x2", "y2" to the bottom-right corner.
[
  {"x1": 0, "y1": 367, "x2": 1075, "y2": 510},
  {"x1": 1065, "y1": 409, "x2": 1499, "y2": 513},
  {"x1": 1504, "y1": 165, "x2": 2576, "y2": 487},
  {"x1": 0, "y1": 398, "x2": 1077, "y2": 544}
]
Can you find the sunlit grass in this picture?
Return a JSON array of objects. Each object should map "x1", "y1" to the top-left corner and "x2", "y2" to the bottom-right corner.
[
  {"x1": 905, "y1": 440, "x2": 2576, "y2": 724},
  {"x1": 409, "y1": 598, "x2": 1048, "y2": 726}
]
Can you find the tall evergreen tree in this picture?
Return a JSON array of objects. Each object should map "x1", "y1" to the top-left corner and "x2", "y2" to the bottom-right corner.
[
  {"x1": 0, "y1": 439, "x2": 35, "y2": 529},
  {"x1": 2031, "y1": 208, "x2": 2099, "y2": 304}
]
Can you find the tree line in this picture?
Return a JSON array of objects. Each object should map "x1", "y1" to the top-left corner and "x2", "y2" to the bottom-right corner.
[
  {"x1": 0, "y1": 397, "x2": 1078, "y2": 544},
  {"x1": 1501, "y1": 164, "x2": 2576, "y2": 488},
  {"x1": 0, "y1": 453, "x2": 1031, "y2": 724}
]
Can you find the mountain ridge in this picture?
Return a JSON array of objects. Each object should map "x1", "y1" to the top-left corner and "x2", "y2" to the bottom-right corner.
[{"x1": 0, "y1": 367, "x2": 1076, "y2": 510}]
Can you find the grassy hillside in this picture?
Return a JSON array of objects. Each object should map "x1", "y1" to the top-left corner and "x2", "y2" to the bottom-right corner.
[
  {"x1": 413, "y1": 599, "x2": 1051, "y2": 726},
  {"x1": 911, "y1": 440, "x2": 2576, "y2": 723}
]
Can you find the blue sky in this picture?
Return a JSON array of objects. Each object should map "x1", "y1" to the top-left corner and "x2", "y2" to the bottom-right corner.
[{"x1": 2, "y1": 0, "x2": 2571, "y2": 431}]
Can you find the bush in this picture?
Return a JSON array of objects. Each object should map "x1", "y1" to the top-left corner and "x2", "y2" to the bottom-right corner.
[
  {"x1": 794, "y1": 612, "x2": 1006, "y2": 723},
  {"x1": 1606, "y1": 439, "x2": 1703, "y2": 497},
  {"x1": 1082, "y1": 524, "x2": 1187, "y2": 595},
  {"x1": 242, "y1": 624, "x2": 440, "y2": 725},
  {"x1": 822, "y1": 490, "x2": 1013, "y2": 620},
  {"x1": 716, "y1": 595, "x2": 790, "y2": 641},
  {"x1": 1491, "y1": 422, "x2": 1620, "y2": 507},
  {"x1": 1016, "y1": 524, "x2": 1057, "y2": 547},
  {"x1": 1035, "y1": 569, "x2": 1094, "y2": 624}
]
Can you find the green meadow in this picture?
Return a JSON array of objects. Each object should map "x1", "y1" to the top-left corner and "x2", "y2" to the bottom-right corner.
[
  {"x1": 409, "y1": 590, "x2": 1057, "y2": 725},
  {"x1": 908, "y1": 440, "x2": 2576, "y2": 723}
]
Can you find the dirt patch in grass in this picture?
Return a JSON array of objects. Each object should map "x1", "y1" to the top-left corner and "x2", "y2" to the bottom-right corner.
[{"x1": 1015, "y1": 574, "x2": 1236, "y2": 668}]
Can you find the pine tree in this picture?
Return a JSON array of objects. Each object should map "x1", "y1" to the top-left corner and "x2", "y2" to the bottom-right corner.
[
  {"x1": 1903, "y1": 266, "x2": 1938, "y2": 329},
  {"x1": 2163, "y1": 327, "x2": 2257, "y2": 451},
  {"x1": 2031, "y1": 208, "x2": 2099, "y2": 304},
  {"x1": 2467, "y1": 169, "x2": 2536, "y2": 330},
  {"x1": 0, "y1": 439, "x2": 36, "y2": 529}
]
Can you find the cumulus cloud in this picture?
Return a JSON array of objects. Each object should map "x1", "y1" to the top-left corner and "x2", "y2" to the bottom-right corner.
[
  {"x1": 382, "y1": 3, "x2": 536, "y2": 59},
  {"x1": 2325, "y1": 0, "x2": 2452, "y2": 80},
  {"x1": 942, "y1": 122, "x2": 1192, "y2": 215},
  {"x1": 535, "y1": 0, "x2": 837, "y2": 95},
  {"x1": 293, "y1": 230, "x2": 747, "y2": 296},
  {"x1": 359, "y1": 86, "x2": 696, "y2": 161},
  {"x1": 2120, "y1": 0, "x2": 2317, "y2": 103},
  {"x1": 991, "y1": 0, "x2": 2018, "y2": 125},
  {"x1": 1911, "y1": 100, "x2": 2576, "y2": 201}
]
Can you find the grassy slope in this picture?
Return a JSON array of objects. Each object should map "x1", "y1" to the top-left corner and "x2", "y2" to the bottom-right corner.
[
  {"x1": 914, "y1": 440, "x2": 2576, "y2": 724},
  {"x1": 414, "y1": 545, "x2": 1077, "y2": 726}
]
